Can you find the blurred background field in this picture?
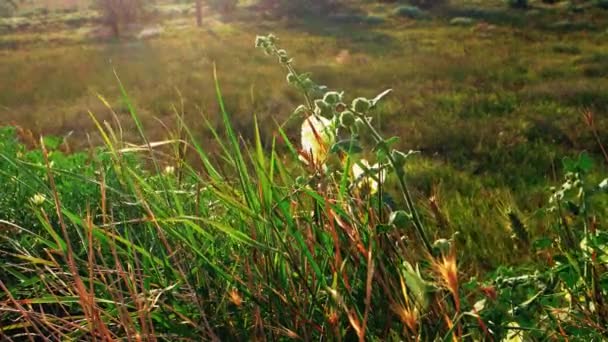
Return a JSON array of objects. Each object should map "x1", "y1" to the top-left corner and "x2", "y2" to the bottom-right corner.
[
  {"x1": 1, "y1": 1, "x2": 608, "y2": 339},
  {"x1": 2, "y1": 0, "x2": 607, "y2": 266}
]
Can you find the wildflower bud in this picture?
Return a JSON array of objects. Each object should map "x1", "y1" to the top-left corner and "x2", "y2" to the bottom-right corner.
[
  {"x1": 30, "y1": 193, "x2": 46, "y2": 206},
  {"x1": 389, "y1": 210, "x2": 411, "y2": 228},
  {"x1": 314, "y1": 99, "x2": 332, "y2": 117},
  {"x1": 352, "y1": 97, "x2": 371, "y2": 113},
  {"x1": 279, "y1": 55, "x2": 289, "y2": 64},
  {"x1": 287, "y1": 73, "x2": 298, "y2": 84},
  {"x1": 267, "y1": 34, "x2": 277, "y2": 44},
  {"x1": 255, "y1": 36, "x2": 266, "y2": 48},
  {"x1": 302, "y1": 78, "x2": 315, "y2": 90},
  {"x1": 323, "y1": 91, "x2": 341, "y2": 105},
  {"x1": 277, "y1": 49, "x2": 287, "y2": 57},
  {"x1": 335, "y1": 102, "x2": 347, "y2": 113},
  {"x1": 339, "y1": 111, "x2": 355, "y2": 128}
]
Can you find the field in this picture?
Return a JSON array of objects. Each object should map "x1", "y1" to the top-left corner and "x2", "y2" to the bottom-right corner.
[{"x1": 1, "y1": 0, "x2": 608, "y2": 340}]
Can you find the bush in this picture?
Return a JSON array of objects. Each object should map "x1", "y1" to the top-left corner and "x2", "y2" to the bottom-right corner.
[
  {"x1": 0, "y1": 1, "x2": 15, "y2": 18},
  {"x1": 552, "y1": 44, "x2": 582, "y2": 55},
  {"x1": 506, "y1": 0, "x2": 528, "y2": 9},
  {"x1": 449, "y1": 16, "x2": 474, "y2": 26},
  {"x1": 364, "y1": 15, "x2": 386, "y2": 25},
  {"x1": 207, "y1": 0, "x2": 238, "y2": 14},
  {"x1": 394, "y1": 5, "x2": 428, "y2": 19},
  {"x1": 258, "y1": 0, "x2": 342, "y2": 17},
  {"x1": 407, "y1": 0, "x2": 448, "y2": 9},
  {"x1": 597, "y1": 0, "x2": 608, "y2": 9},
  {"x1": 94, "y1": 0, "x2": 145, "y2": 37}
]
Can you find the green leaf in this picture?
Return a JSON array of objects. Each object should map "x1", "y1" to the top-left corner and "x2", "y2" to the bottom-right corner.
[
  {"x1": 330, "y1": 139, "x2": 363, "y2": 154},
  {"x1": 385, "y1": 136, "x2": 400, "y2": 146},
  {"x1": 532, "y1": 237, "x2": 552, "y2": 250},
  {"x1": 562, "y1": 156, "x2": 576, "y2": 173},
  {"x1": 370, "y1": 89, "x2": 393, "y2": 107},
  {"x1": 577, "y1": 151, "x2": 593, "y2": 173},
  {"x1": 400, "y1": 261, "x2": 432, "y2": 310},
  {"x1": 42, "y1": 136, "x2": 62, "y2": 150}
]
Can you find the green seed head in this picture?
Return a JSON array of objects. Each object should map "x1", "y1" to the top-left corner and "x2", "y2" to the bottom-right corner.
[
  {"x1": 323, "y1": 91, "x2": 342, "y2": 105},
  {"x1": 314, "y1": 99, "x2": 332, "y2": 117},
  {"x1": 287, "y1": 73, "x2": 298, "y2": 84},
  {"x1": 352, "y1": 97, "x2": 371, "y2": 113},
  {"x1": 339, "y1": 111, "x2": 355, "y2": 128}
]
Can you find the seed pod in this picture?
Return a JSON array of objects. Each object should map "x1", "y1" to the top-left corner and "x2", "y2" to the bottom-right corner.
[
  {"x1": 323, "y1": 91, "x2": 342, "y2": 105},
  {"x1": 339, "y1": 111, "x2": 355, "y2": 128},
  {"x1": 352, "y1": 97, "x2": 371, "y2": 113}
]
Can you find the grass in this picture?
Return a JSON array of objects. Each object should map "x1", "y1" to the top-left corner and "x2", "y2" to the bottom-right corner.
[{"x1": 1, "y1": 0, "x2": 608, "y2": 340}]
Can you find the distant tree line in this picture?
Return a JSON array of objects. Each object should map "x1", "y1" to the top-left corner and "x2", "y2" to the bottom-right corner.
[
  {"x1": 94, "y1": 0, "x2": 144, "y2": 37},
  {"x1": 0, "y1": 0, "x2": 18, "y2": 17}
]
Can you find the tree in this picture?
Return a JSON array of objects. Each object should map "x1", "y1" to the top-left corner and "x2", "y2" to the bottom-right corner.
[
  {"x1": 206, "y1": 0, "x2": 237, "y2": 15},
  {"x1": 256, "y1": 0, "x2": 341, "y2": 17},
  {"x1": 0, "y1": 0, "x2": 18, "y2": 17},
  {"x1": 195, "y1": 0, "x2": 202, "y2": 26},
  {"x1": 94, "y1": 0, "x2": 144, "y2": 37},
  {"x1": 408, "y1": 0, "x2": 448, "y2": 9}
]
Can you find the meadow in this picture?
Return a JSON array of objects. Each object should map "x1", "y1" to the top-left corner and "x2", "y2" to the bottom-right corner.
[{"x1": 0, "y1": 0, "x2": 607, "y2": 340}]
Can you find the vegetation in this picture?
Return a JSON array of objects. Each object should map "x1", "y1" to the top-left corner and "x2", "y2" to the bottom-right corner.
[
  {"x1": 94, "y1": 0, "x2": 145, "y2": 37},
  {"x1": 1, "y1": 0, "x2": 608, "y2": 340}
]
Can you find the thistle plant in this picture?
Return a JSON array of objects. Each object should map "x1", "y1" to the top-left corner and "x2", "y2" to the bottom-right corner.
[{"x1": 255, "y1": 34, "x2": 433, "y2": 253}]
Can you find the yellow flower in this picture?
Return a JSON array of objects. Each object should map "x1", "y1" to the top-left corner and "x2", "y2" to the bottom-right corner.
[
  {"x1": 300, "y1": 115, "x2": 335, "y2": 166},
  {"x1": 30, "y1": 193, "x2": 46, "y2": 206},
  {"x1": 352, "y1": 159, "x2": 385, "y2": 195}
]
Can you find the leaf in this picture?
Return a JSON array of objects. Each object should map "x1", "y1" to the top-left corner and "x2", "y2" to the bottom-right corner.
[
  {"x1": 400, "y1": 261, "x2": 431, "y2": 310},
  {"x1": 370, "y1": 89, "x2": 393, "y2": 107},
  {"x1": 562, "y1": 157, "x2": 576, "y2": 173},
  {"x1": 577, "y1": 151, "x2": 593, "y2": 173},
  {"x1": 385, "y1": 136, "x2": 400, "y2": 147},
  {"x1": 42, "y1": 136, "x2": 62, "y2": 151},
  {"x1": 330, "y1": 139, "x2": 363, "y2": 154},
  {"x1": 532, "y1": 237, "x2": 552, "y2": 250}
]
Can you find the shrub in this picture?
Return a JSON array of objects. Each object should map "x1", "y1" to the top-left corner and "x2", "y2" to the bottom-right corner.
[
  {"x1": 506, "y1": 0, "x2": 528, "y2": 9},
  {"x1": 364, "y1": 15, "x2": 386, "y2": 25},
  {"x1": 0, "y1": 3, "x2": 14, "y2": 18},
  {"x1": 597, "y1": 0, "x2": 608, "y2": 9},
  {"x1": 407, "y1": 0, "x2": 448, "y2": 9},
  {"x1": 258, "y1": 0, "x2": 342, "y2": 17},
  {"x1": 93, "y1": 0, "x2": 145, "y2": 37},
  {"x1": 449, "y1": 16, "x2": 474, "y2": 26},
  {"x1": 393, "y1": 5, "x2": 428, "y2": 19},
  {"x1": 206, "y1": 0, "x2": 238, "y2": 14}
]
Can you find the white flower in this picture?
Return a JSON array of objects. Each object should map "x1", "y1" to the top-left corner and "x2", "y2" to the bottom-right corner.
[
  {"x1": 599, "y1": 178, "x2": 608, "y2": 190},
  {"x1": 300, "y1": 115, "x2": 335, "y2": 166},
  {"x1": 503, "y1": 322, "x2": 523, "y2": 342},
  {"x1": 352, "y1": 159, "x2": 385, "y2": 195},
  {"x1": 30, "y1": 193, "x2": 46, "y2": 206},
  {"x1": 164, "y1": 166, "x2": 175, "y2": 175}
]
